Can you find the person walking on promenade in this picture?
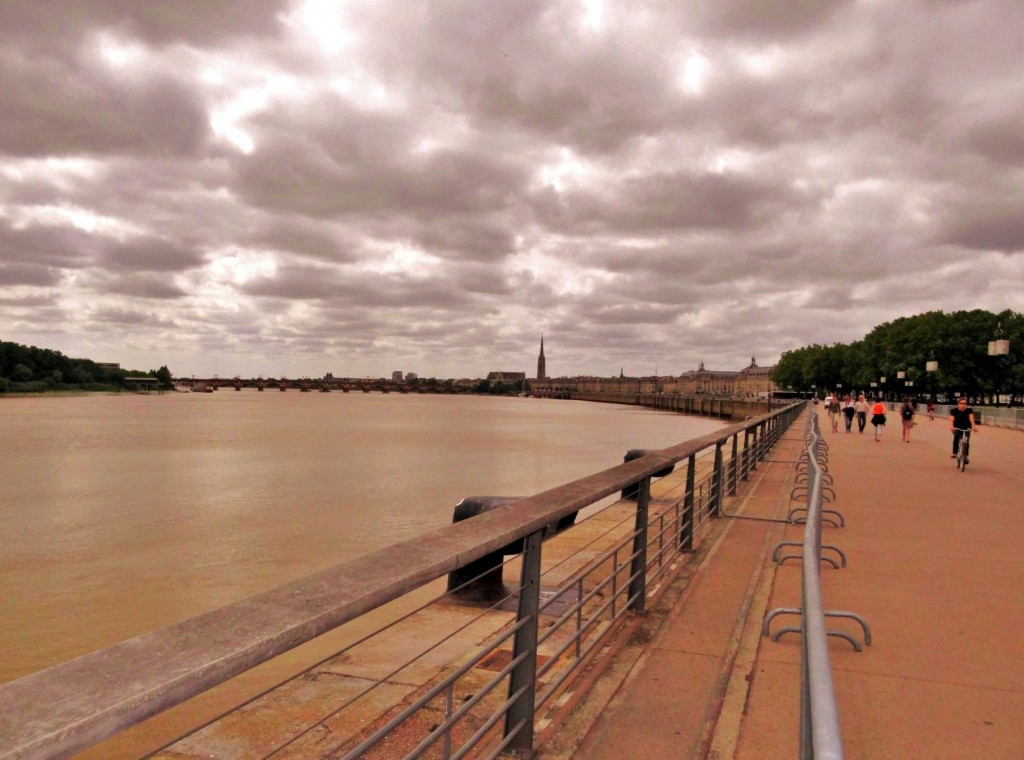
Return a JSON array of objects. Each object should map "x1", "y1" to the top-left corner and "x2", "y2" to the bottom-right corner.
[
  {"x1": 854, "y1": 394, "x2": 869, "y2": 433},
  {"x1": 927, "y1": 401, "x2": 935, "y2": 420},
  {"x1": 826, "y1": 393, "x2": 841, "y2": 432},
  {"x1": 899, "y1": 397, "x2": 915, "y2": 442},
  {"x1": 871, "y1": 398, "x2": 887, "y2": 441},
  {"x1": 842, "y1": 395, "x2": 856, "y2": 432},
  {"x1": 949, "y1": 397, "x2": 978, "y2": 462}
]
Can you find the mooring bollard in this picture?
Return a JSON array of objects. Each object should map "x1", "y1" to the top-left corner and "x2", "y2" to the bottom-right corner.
[
  {"x1": 621, "y1": 449, "x2": 675, "y2": 499},
  {"x1": 446, "y1": 497, "x2": 520, "y2": 601},
  {"x1": 446, "y1": 496, "x2": 578, "y2": 601}
]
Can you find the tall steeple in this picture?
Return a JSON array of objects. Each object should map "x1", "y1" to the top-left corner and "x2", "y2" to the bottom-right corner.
[{"x1": 537, "y1": 335, "x2": 546, "y2": 380}]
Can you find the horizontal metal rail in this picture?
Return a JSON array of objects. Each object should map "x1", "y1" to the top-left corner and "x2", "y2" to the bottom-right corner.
[
  {"x1": 0, "y1": 403, "x2": 802, "y2": 760},
  {"x1": 801, "y1": 422, "x2": 845, "y2": 760}
]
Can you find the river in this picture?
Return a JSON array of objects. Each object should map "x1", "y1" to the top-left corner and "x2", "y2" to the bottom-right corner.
[{"x1": 1, "y1": 390, "x2": 727, "y2": 689}]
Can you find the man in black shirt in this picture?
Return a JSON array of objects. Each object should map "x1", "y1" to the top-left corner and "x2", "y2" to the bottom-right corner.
[{"x1": 949, "y1": 398, "x2": 977, "y2": 461}]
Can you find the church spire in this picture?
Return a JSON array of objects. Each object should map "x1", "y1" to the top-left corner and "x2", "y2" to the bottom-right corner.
[{"x1": 537, "y1": 334, "x2": 547, "y2": 380}]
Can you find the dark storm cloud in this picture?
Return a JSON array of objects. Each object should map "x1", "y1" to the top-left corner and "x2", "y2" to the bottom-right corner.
[
  {"x1": 531, "y1": 170, "x2": 788, "y2": 235},
  {"x1": 89, "y1": 305, "x2": 175, "y2": 326},
  {"x1": 252, "y1": 221, "x2": 360, "y2": 264},
  {"x1": 96, "y1": 237, "x2": 205, "y2": 273},
  {"x1": 0, "y1": 45, "x2": 209, "y2": 158},
  {"x1": 0, "y1": 1, "x2": 287, "y2": 47},
  {"x1": 694, "y1": 0, "x2": 852, "y2": 39},
  {"x1": 415, "y1": 220, "x2": 518, "y2": 262},
  {"x1": 92, "y1": 273, "x2": 188, "y2": 300},
  {"x1": 234, "y1": 105, "x2": 529, "y2": 223},
  {"x1": 236, "y1": 263, "x2": 483, "y2": 310},
  {"x1": 959, "y1": 117, "x2": 1024, "y2": 167},
  {"x1": 943, "y1": 210, "x2": 1024, "y2": 253},
  {"x1": 0, "y1": 224, "x2": 98, "y2": 268},
  {"x1": 0, "y1": 263, "x2": 62, "y2": 287}
]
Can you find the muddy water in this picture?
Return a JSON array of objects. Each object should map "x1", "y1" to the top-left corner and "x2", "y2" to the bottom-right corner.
[{"x1": 1, "y1": 391, "x2": 726, "y2": 684}]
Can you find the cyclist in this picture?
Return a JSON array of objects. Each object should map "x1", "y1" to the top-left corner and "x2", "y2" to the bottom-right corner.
[{"x1": 949, "y1": 397, "x2": 978, "y2": 463}]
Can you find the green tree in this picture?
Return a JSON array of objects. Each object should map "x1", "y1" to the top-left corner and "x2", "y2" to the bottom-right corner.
[{"x1": 154, "y1": 366, "x2": 173, "y2": 390}]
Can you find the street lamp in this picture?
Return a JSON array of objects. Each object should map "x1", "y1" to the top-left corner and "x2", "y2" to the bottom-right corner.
[
  {"x1": 926, "y1": 360, "x2": 938, "y2": 403},
  {"x1": 988, "y1": 323, "x2": 1011, "y2": 406}
]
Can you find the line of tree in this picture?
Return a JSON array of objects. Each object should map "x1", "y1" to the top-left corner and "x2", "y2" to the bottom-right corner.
[
  {"x1": 770, "y1": 310, "x2": 1024, "y2": 404},
  {"x1": 0, "y1": 341, "x2": 173, "y2": 393}
]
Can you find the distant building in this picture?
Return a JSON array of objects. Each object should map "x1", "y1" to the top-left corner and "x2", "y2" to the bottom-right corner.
[
  {"x1": 733, "y1": 357, "x2": 776, "y2": 398},
  {"x1": 406, "y1": 372, "x2": 418, "y2": 381},
  {"x1": 537, "y1": 335, "x2": 546, "y2": 380},
  {"x1": 532, "y1": 356, "x2": 778, "y2": 398},
  {"x1": 487, "y1": 371, "x2": 526, "y2": 383},
  {"x1": 675, "y1": 361, "x2": 738, "y2": 396},
  {"x1": 392, "y1": 371, "x2": 403, "y2": 382}
]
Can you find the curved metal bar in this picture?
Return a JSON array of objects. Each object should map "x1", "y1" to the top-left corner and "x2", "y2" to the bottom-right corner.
[
  {"x1": 762, "y1": 606, "x2": 801, "y2": 637},
  {"x1": 825, "y1": 629, "x2": 863, "y2": 652},
  {"x1": 821, "y1": 545, "x2": 848, "y2": 568},
  {"x1": 772, "y1": 541, "x2": 802, "y2": 561},
  {"x1": 823, "y1": 509, "x2": 845, "y2": 526},
  {"x1": 771, "y1": 625, "x2": 802, "y2": 642},
  {"x1": 824, "y1": 610, "x2": 873, "y2": 646}
]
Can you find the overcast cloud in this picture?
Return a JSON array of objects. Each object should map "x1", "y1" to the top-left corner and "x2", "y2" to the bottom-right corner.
[{"x1": 1, "y1": 0, "x2": 1021, "y2": 379}]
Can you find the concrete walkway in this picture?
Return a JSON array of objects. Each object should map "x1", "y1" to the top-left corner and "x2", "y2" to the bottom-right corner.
[{"x1": 554, "y1": 406, "x2": 1024, "y2": 759}]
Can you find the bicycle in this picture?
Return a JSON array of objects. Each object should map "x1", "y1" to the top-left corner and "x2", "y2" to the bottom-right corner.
[{"x1": 953, "y1": 428, "x2": 972, "y2": 471}]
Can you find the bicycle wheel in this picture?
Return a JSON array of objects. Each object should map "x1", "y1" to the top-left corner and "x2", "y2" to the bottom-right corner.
[{"x1": 958, "y1": 440, "x2": 967, "y2": 471}]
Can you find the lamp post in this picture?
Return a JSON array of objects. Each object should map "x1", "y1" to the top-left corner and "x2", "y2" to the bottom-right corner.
[
  {"x1": 988, "y1": 323, "x2": 1011, "y2": 406},
  {"x1": 926, "y1": 360, "x2": 938, "y2": 403}
]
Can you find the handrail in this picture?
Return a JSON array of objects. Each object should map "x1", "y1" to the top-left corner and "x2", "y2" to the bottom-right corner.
[
  {"x1": 801, "y1": 417, "x2": 845, "y2": 760},
  {"x1": 0, "y1": 403, "x2": 802, "y2": 760}
]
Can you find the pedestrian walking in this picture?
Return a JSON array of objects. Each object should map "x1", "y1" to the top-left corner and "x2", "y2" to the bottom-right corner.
[
  {"x1": 854, "y1": 394, "x2": 869, "y2": 433},
  {"x1": 899, "y1": 397, "x2": 915, "y2": 442},
  {"x1": 842, "y1": 395, "x2": 855, "y2": 432},
  {"x1": 826, "y1": 393, "x2": 841, "y2": 432},
  {"x1": 871, "y1": 399, "x2": 887, "y2": 441}
]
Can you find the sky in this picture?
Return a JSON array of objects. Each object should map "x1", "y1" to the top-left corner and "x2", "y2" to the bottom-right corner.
[{"x1": 1, "y1": 1, "x2": 1022, "y2": 380}]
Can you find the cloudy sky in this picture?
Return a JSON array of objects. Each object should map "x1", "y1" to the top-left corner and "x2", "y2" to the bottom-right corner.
[{"x1": 1, "y1": 1, "x2": 1021, "y2": 380}]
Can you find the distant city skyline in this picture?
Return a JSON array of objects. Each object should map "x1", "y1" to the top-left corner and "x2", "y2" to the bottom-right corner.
[{"x1": 1, "y1": 2, "x2": 1021, "y2": 379}]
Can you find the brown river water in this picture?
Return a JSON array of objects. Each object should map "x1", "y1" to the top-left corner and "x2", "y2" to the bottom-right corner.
[{"x1": 1, "y1": 391, "x2": 725, "y2": 755}]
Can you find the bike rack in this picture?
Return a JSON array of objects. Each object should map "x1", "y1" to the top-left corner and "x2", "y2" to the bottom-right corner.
[
  {"x1": 762, "y1": 608, "x2": 873, "y2": 652},
  {"x1": 766, "y1": 414, "x2": 870, "y2": 648}
]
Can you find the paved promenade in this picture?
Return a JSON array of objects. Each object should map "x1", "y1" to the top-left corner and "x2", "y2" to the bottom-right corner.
[{"x1": 548, "y1": 406, "x2": 1024, "y2": 759}]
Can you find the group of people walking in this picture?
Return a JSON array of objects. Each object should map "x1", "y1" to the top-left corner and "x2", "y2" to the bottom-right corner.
[
  {"x1": 824, "y1": 393, "x2": 915, "y2": 442},
  {"x1": 821, "y1": 394, "x2": 979, "y2": 461}
]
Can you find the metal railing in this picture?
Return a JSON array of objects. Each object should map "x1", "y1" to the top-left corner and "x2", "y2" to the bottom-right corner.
[
  {"x1": 764, "y1": 414, "x2": 871, "y2": 760},
  {"x1": 0, "y1": 404, "x2": 803, "y2": 760}
]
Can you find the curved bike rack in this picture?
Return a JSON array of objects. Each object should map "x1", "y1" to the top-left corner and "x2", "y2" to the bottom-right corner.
[{"x1": 763, "y1": 412, "x2": 872, "y2": 758}]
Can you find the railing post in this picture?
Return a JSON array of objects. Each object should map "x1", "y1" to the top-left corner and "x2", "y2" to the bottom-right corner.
[
  {"x1": 729, "y1": 433, "x2": 739, "y2": 496},
  {"x1": 750, "y1": 424, "x2": 759, "y2": 471},
  {"x1": 628, "y1": 477, "x2": 651, "y2": 613},
  {"x1": 742, "y1": 428, "x2": 751, "y2": 481},
  {"x1": 680, "y1": 454, "x2": 696, "y2": 551},
  {"x1": 711, "y1": 441, "x2": 724, "y2": 517},
  {"x1": 505, "y1": 529, "x2": 543, "y2": 754}
]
